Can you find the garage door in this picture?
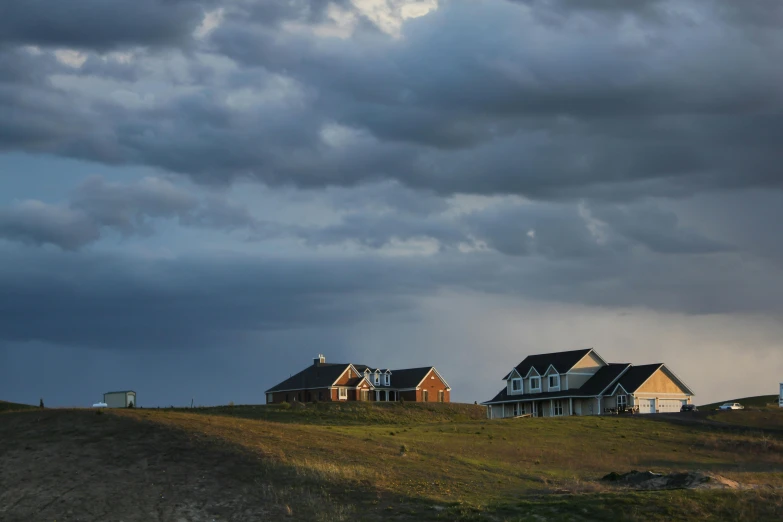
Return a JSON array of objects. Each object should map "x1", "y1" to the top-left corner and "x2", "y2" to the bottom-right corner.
[
  {"x1": 638, "y1": 399, "x2": 656, "y2": 414},
  {"x1": 659, "y1": 399, "x2": 685, "y2": 412}
]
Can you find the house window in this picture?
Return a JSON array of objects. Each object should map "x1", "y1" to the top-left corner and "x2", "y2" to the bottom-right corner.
[
  {"x1": 338, "y1": 387, "x2": 347, "y2": 400},
  {"x1": 511, "y1": 378, "x2": 522, "y2": 392},
  {"x1": 513, "y1": 403, "x2": 521, "y2": 416},
  {"x1": 549, "y1": 375, "x2": 560, "y2": 389},
  {"x1": 438, "y1": 390, "x2": 444, "y2": 402},
  {"x1": 530, "y1": 377, "x2": 541, "y2": 391},
  {"x1": 617, "y1": 395, "x2": 627, "y2": 410},
  {"x1": 553, "y1": 400, "x2": 564, "y2": 416},
  {"x1": 422, "y1": 390, "x2": 429, "y2": 401},
  {"x1": 318, "y1": 391, "x2": 323, "y2": 401},
  {"x1": 285, "y1": 394, "x2": 289, "y2": 402},
  {"x1": 384, "y1": 374, "x2": 390, "y2": 386},
  {"x1": 266, "y1": 393, "x2": 273, "y2": 404},
  {"x1": 374, "y1": 374, "x2": 379, "y2": 385},
  {"x1": 361, "y1": 389, "x2": 370, "y2": 401}
]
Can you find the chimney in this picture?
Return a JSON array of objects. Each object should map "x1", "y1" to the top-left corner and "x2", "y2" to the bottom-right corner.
[{"x1": 313, "y1": 354, "x2": 326, "y2": 366}]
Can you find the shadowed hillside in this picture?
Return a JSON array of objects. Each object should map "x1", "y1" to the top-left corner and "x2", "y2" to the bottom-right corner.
[
  {"x1": 3, "y1": 405, "x2": 783, "y2": 521},
  {"x1": 0, "y1": 400, "x2": 36, "y2": 413}
]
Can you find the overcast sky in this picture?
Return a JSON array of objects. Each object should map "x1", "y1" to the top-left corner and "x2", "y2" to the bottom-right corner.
[{"x1": 1, "y1": 0, "x2": 782, "y2": 407}]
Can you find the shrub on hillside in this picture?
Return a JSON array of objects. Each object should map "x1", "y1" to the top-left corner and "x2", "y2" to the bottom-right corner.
[{"x1": 278, "y1": 401, "x2": 291, "y2": 410}]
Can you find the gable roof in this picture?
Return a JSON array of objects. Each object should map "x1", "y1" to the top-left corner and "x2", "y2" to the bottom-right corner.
[
  {"x1": 576, "y1": 364, "x2": 631, "y2": 396},
  {"x1": 614, "y1": 364, "x2": 664, "y2": 393},
  {"x1": 512, "y1": 348, "x2": 595, "y2": 379},
  {"x1": 266, "y1": 363, "x2": 354, "y2": 393},
  {"x1": 616, "y1": 363, "x2": 695, "y2": 395},
  {"x1": 387, "y1": 367, "x2": 435, "y2": 389}
]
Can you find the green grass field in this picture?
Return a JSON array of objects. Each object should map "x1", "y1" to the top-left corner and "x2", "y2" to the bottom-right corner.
[
  {"x1": 701, "y1": 394, "x2": 779, "y2": 410},
  {"x1": 111, "y1": 402, "x2": 783, "y2": 521}
]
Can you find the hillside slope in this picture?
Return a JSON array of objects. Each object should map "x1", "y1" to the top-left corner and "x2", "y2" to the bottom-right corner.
[
  {"x1": 182, "y1": 401, "x2": 487, "y2": 425},
  {"x1": 701, "y1": 395, "x2": 778, "y2": 410},
  {"x1": 3, "y1": 406, "x2": 783, "y2": 521},
  {"x1": 0, "y1": 400, "x2": 36, "y2": 413}
]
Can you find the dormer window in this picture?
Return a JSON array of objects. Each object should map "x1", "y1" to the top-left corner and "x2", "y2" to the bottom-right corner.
[
  {"x1": 511, "y1": 378, "x2": 522, "y2": 392},
  {"x1": 549, "y1": 374, "x2": 560, "y2": 389},
  {"x1": 530, "y1": 377, "x2": 541, "y2": 391},
  {"x1": 384, "y1": 374, "x2": 390, "y2": 386},
  {"x1": 374, "y1": 373, "x2": 380, "y2": 385}
]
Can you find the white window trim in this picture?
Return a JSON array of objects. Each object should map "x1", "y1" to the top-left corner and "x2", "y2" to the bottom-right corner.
[
  {"x1": 384, "y1": 374, "x2": 390, "y2": 386},
  {"x1": 530, "y1": 376, "x2": 542, "y2": 392},
  {"x1": 548, "y1": 374, "x2": 561, "y2": 391},
  {"x1": 338, "y1": 387, "x2": 348, "y2": 400},
  {"x1": 511, "y1": 378, "x2": 522, "y2": 393}
]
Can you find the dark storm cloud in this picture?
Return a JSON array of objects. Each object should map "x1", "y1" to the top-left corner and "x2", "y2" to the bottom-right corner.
[
  {"x1": 1, "y1": 0, "x2": 781, "y2": 200},
  {"x1": 462, "y1": 203, "x2": 612, "y2": 258},
  {"x1": 590, "y1": 203, "x2": 733, "y2": 255},
  {"x1": 0, "y1": 0, "x2": 210, "y2": 51},
  {"x1": 0, "y1": 176, "x2": 269, "y2": 249},
  {"x1": 0, "y1": 249, "x2": 428, "y2": 350},
  {"x1": 1, "y1": 241, "x2": 781, "y2": 355},
  {"x1": 0, "y1": 202, "x2": 100, "y2": 250}
]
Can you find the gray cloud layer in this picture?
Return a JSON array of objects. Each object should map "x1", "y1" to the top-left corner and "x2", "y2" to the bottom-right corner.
[
  {"x1": 0, "y1": 0, "x2": 781, "y2": 199},
  {"x1": 0, "y1": 176, "x2": 266, "y2": 249},
  {"x1": 0, "y1": 0, "x2": 210, "y2": 50}
]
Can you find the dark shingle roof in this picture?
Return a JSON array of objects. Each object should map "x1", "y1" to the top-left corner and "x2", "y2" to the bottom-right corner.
[
  {"x1": 266, "y1": 364, "x2": 442, "y2": 393},
  {"x1": 483, "y1": 363, "x2": 632, "y2": 404},
  {"x1": 388, "y1": 367, "x2": 433, "y2": 389},
  {"x1": 576, "y1": 364, "x2": 631, "y2": 395},
  {"x1": 615, "y1": 364, "x2": 664, "y2": 393},
  {"x1": 265, "y1": 363, "x2": 351, "y2": 393},
  {"x1": 513, "y1": 348, "x2": 594, "y2": 377},
  {"x1": 484, "y1": 387, "x2": 577, "y2": 404}
]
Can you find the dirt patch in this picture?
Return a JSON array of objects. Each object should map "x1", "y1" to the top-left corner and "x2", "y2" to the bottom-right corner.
[{"x1": 602, "y1": 470, "x2": 742, "y2": 490}]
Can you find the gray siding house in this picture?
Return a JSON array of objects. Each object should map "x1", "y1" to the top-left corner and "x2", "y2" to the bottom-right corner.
[{"x1": 483, "y1": 348, "x2": 694, "y2": 418}]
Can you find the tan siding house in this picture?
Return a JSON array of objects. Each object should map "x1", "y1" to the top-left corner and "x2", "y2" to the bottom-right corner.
[{"x1": 484, "y1": 348, "x2": 694, "y2": 418}]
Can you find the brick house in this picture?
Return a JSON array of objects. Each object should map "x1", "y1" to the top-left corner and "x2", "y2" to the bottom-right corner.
[
  {"x1": 483, "y1": 348, "x2": 694, "y2": 418},
  {"x1": 265, "y1": 355, "x2": 451, "y2": 404}
]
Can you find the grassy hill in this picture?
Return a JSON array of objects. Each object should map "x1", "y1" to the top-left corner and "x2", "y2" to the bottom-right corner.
[
  {"x1": 0, "y1": 400, "x2": 36, "y2": 413},
  {"x1": 118, "y1": 403, "x2": 783, "y2": 521},
  {"x1": 701, "y1": 394, "x2": 779, "y2": 410},
  {"x1": 180, "y1": 401, "x2": 488, "y2": 425},
  {"x1": 3, "y1": 403, "x2": 783, "y2": 521}
]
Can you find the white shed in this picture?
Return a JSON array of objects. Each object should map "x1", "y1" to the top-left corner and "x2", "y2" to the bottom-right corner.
[{"x1": 103, "y1": 390, "x2": 137, "y2": 408}]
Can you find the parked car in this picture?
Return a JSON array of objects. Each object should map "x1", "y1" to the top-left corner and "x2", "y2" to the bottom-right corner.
[
  {"x1": 680, "y1": 404, "x2": 698, "y2": 412},
  {"x1": 718, "y1": 402, "x2": 744, "y2": 410}
]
